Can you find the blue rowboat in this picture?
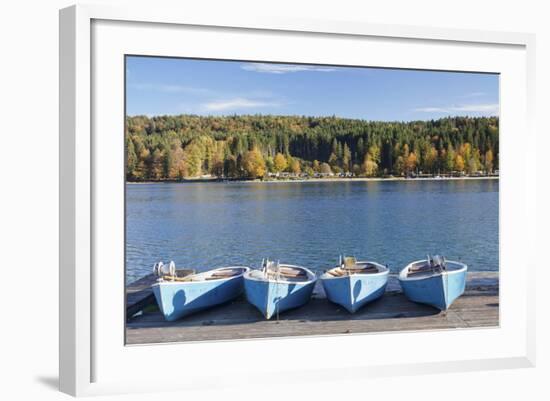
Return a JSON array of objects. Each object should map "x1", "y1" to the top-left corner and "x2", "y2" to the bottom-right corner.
[
  {"x1": 244, "y1": 260, "x2": 316, "y2": 319},
  {"x1": 151, "y1": 262, "x2": 250, "y2": 321},
  {"x1": 398, "y1": 256, "x2": 467, "y2": 311},
  {"x1": 321, "y1": 257, "x2": 389, "y2": 313}
]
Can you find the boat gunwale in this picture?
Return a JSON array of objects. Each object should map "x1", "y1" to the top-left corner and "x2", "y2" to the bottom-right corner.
[
  {"x1": 244, "y1": 264, "x2": 317, "y2": 284},
  {"x1": 152, "y1": 266, "x2": 251, "y2": 286},
  {"x1": 320, "y1": 260, "x2": 389, "y2": 280},
  {"x1": 398, "y1": 260, "x2": 467, "y2": 282}
]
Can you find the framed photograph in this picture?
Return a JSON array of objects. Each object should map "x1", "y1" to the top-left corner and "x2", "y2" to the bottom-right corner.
[{"x1": 59, "y1": 4, "x2": 536, "y2": 396}]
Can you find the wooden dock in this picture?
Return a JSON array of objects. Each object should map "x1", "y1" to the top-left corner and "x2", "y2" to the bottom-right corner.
[{"x1": 126, "y1": 272, "x2": 499, "y2": 345}]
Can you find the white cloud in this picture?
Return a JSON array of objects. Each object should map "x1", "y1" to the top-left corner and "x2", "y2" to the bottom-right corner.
[
  {"x1": 460, "y1": 92, "x2": 486, "y2": 98},
  {"x1": 414, "y1": 103, "x2": 499, "y2": 115},
  {"x1": 241, "y1": 63, "x2": 336, "y2": 74},
  {"x1": 201, "y1": 97, "x2": 281, "y2": 112},
  {"x1": 130, "y1": 83, "x2": 212, "y2": 95}
]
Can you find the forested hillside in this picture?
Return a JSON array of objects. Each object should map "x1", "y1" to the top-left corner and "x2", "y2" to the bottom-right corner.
[{"x1": 125, "y1": 115, "x2": 498, "y2": 181}]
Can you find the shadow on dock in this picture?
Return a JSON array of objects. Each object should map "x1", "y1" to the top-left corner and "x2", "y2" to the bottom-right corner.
[
  {"x1": 125, "y1": 272, "x2": 499, "y2": 344},
  {"x1": 128, "y1": 292, "x2": 444, "y2": 329}
]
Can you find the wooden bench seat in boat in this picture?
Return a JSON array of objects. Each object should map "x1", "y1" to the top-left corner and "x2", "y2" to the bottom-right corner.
[
  {"x1": 265, "y1": 269, "x2": 309, "y2": 281},
  {"x1": 407, "y1": 264, "x2": 445, "y2": 277},
  {"x1": 209, "y1": 268, "x2": 245, "y2": 278},
  {"x1": 327, "y1": 265, "x2": 380, "y2": 277},
  {"x1": 159, "y1": 268, "x2": 195, "y2": 282}
]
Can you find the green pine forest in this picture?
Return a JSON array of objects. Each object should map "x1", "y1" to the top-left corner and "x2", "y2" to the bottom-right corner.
[{"x1": 125, "y1": 115, "x2": 499, "y2": 181}]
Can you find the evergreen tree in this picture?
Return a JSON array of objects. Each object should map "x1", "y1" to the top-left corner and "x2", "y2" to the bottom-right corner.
[
  {"x1": 125, "y1": 115, "x2": 498, "y2": 180},
  {"x1": 126, "y1": 136, "x2": 137, "y2": 179},
  {"x1": 342, "y1": 143, "x2": 352, "y2": 172}
]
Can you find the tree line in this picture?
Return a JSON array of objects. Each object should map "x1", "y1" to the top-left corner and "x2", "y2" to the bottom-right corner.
[{"x1": 125, "y1": 114, "x2": 499, "y2": 181}]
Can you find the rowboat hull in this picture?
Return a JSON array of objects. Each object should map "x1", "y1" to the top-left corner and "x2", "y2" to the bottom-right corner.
[
  {"x1": 321, "y1": 264, "x2": 389, "y2": 313},
  {"x1": 244, "y1": 267, "x2": 316, "y2": 319},
  {"x1": 152, "y1": 267, "x2": 249, "y2": 321},
  {"x1": 398, "y1": 261, "x2": 467, "y2": 310}
]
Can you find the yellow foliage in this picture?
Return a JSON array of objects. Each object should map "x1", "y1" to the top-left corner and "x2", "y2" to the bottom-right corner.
[
  {"x1": 273, "y1": 153, "x2": 287, "y2": 172},
  {"x1": 312, "y1": 160, "x2": 320, "y2": 172},
  {"x1": 362, "y1": 154, "x2": 378, "y2": 177},
  {"x1": 406, "y1": 152, "x2": 417, "y2": 172},
  {"x1": 454, "y1": 154, "x2": 465, "y2": 172},
  {"x1": 485, "y1": 150, "x2": 494, "y2": 172},
  {"x1": 243, "y1": 148, "x2": 266, "y2": 178},
  {"x1": 289, "y1": 158, "x2": 301, "y2": 174}
]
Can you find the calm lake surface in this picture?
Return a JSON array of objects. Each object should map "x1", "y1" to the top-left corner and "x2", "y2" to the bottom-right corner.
[{"x1": 125, "y1": 179, "x2": 499, "y2": 284}]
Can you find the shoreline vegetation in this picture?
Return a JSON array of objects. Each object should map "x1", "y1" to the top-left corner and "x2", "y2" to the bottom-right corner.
[
  {"x1": 126, "y1": 114, "x2": 499, "y2": 182},
  {"x1": 126, "y1": 175, "x2": 499, "y2": 184}
]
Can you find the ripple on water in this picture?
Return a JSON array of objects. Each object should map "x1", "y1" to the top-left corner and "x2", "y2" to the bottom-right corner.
[{"x1": 125, "y1": 180, "x2": 499, "y2": 284}]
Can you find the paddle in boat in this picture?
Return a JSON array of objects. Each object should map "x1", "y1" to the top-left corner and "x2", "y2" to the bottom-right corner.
[
  {"x1": 398, "y1": 255, "x2": 467, "y2": 311},
  {"x1": 151, "y1": 261, "x2": 250, "y2": 321},
  {"x1": 244, "y1": 259, "x2": 317, "y2": 319},
  {"x1": 320, "y1": 256, "x2": 389, "y2": 313}
]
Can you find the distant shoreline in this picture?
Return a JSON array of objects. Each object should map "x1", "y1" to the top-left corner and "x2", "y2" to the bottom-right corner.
[{"x1": 126, "y1": 176, "x2": 499, "y2": 184}]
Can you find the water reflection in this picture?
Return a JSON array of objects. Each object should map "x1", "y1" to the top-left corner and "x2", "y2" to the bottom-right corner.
[{"x1": 126, "y1": 180, "x2": 499, "y2": 283}]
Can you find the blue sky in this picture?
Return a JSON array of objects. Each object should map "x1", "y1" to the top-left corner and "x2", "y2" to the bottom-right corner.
[{"x1": 126, "y1": 56, "x2": 499, "y2": 121}]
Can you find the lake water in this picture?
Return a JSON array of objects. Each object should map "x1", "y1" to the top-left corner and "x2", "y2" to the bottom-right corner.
[{"x1": 125, "y1": 179, "x2": 499, "y2": 284}]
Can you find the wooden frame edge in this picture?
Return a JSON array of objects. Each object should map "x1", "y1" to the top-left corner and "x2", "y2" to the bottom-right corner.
[{"x1": 59, "y1": 4, "x2": 92, "y2": 396}]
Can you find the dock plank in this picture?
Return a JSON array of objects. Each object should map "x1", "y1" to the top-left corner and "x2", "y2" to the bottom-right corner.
[
  {"x1": 126, "y1": 269, "x2": 194, "y2": 317},
  {"x1": 125, "y1": 272, "x2": 499, "y2": 344},
  {"x1": 126, "y1": 274, "x2": 157, "y2": 317}
]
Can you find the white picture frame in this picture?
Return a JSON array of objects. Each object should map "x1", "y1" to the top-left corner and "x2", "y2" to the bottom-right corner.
[{"x1": 59, "y1": 4, "x2": 536, "y2": 396}]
